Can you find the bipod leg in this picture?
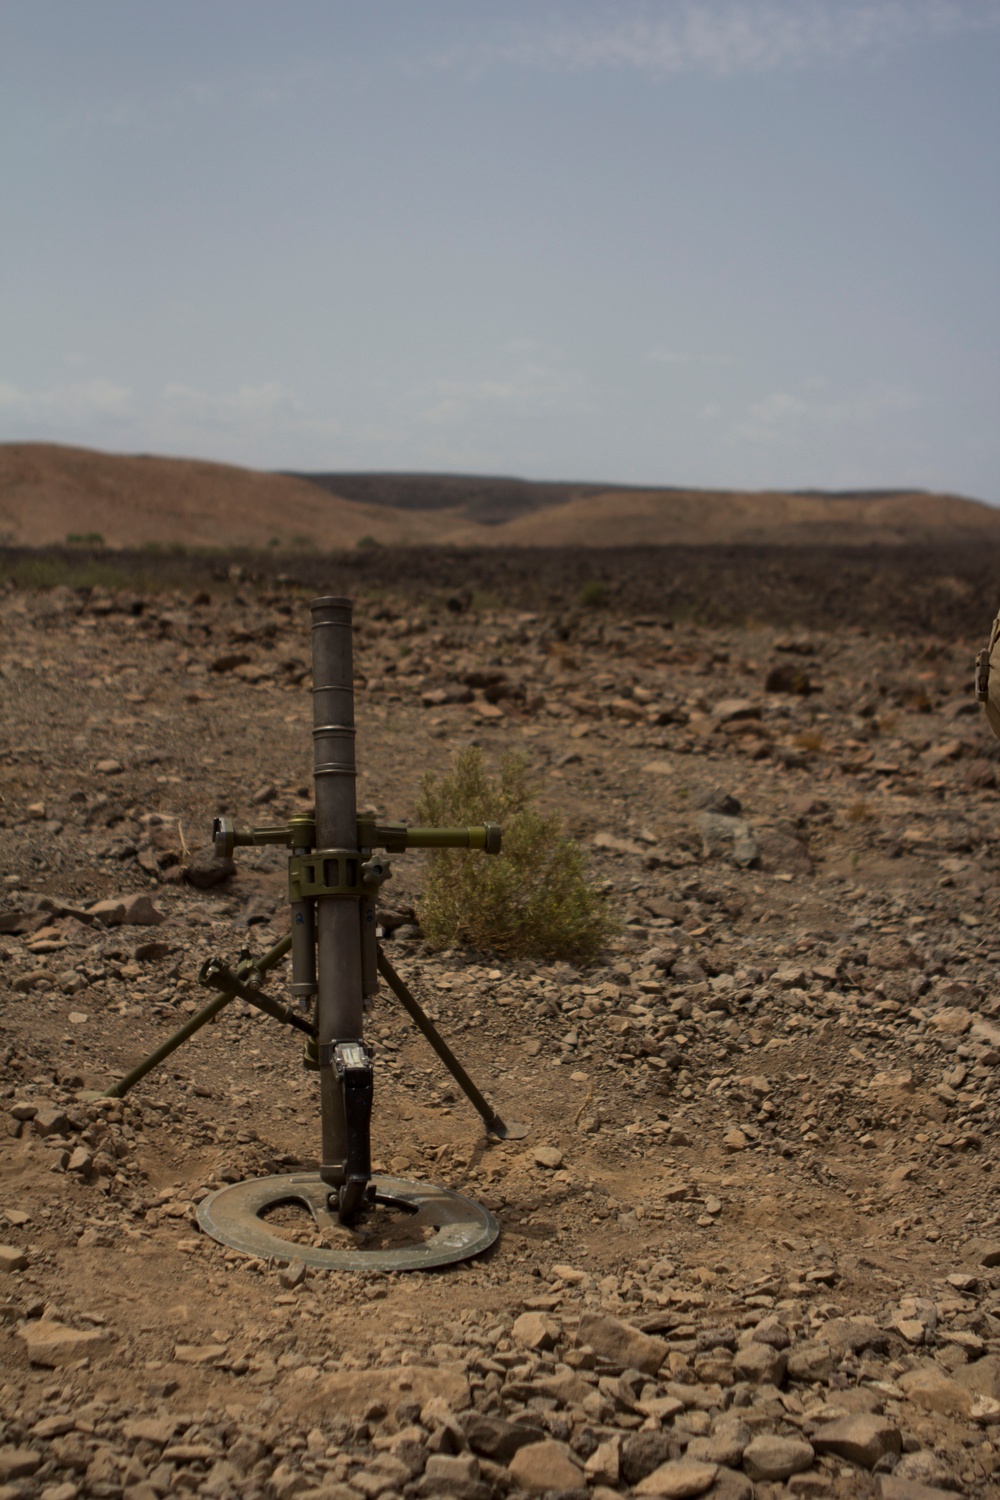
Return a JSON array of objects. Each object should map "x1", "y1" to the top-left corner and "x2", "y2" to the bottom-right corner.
[
  {"x1": 88, "y1": 933, "x2": 294, "y2": 1100},
  {"x1": 376, "y1": 945, "x2": 528, "y2": 1141},
  {"x1": 199, "y1": 959, "x2": 316, "y2": 1038}
]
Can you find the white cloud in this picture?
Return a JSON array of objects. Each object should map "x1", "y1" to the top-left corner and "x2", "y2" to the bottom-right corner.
[
  {"x1": 733, "y1": 382, "x2": 920, "y2": 445},
  {"x1": 417, "y1": 364, "x2": 584, "y2": 428},
  {"x1": 0, "y1": 378, "x2": 132, "y2": 429},
  {"x1": 430, "y1": 1, "x2": 1000, "y2": 79},
  {"x1": 647, "y1": 348, "x2": 740, "y2": 366},
  {"x1": 0, "y1": 375, "x2": 346, "y2": 466},
  {"x1": 161, "y1": 381, "x2": 307, "y2": 428}
]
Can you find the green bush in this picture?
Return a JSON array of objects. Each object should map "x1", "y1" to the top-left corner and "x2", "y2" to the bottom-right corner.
[
  {"x1": 414, "y1": 747, "x2": 618, "y2": 962},
  {"x1": 579, "y1": 580, "x2": 608, "y2": 607}
]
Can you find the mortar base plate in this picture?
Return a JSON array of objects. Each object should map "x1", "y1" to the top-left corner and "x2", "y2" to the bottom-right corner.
[{"x1": 196, "y1": 1172, "x2": 499, "y2": 1271}]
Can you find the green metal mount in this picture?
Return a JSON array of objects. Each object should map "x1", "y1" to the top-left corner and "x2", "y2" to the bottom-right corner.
[{"x1": 212, "y1": 814, "x2": 501, "y2": 859}]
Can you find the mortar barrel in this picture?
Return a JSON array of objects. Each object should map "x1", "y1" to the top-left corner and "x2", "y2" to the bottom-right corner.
[{"x1": 310, "y1": 596, "x2": 364, "y2": 1186}]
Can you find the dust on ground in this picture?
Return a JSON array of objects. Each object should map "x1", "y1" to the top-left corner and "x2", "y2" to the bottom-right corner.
[{"x1": 1, "y1": 555, "x2": 999, "y2": 1500}]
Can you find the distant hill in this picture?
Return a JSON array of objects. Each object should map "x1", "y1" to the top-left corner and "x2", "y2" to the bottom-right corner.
[
  {"x1": 2, "y1": 442, "x2": 998, "y2": 551},
  {"x1": 282, "y1": 471, "x2": 610, "y2": 524}
]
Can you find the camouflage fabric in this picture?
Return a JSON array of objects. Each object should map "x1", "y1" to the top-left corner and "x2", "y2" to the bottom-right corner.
[{"x1": 979, "y1": 605, "x2": 1000, "y2": 740}]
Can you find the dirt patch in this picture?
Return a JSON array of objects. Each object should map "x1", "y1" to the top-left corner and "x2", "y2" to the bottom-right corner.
[{"x1": 0, "y1": 567, "x2": 998, "y2": 1498}]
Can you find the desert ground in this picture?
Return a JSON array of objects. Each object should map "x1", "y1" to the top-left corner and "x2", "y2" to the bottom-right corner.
[{"x1": 1, "y1": 545, "x2": 999, "y2": 1500}]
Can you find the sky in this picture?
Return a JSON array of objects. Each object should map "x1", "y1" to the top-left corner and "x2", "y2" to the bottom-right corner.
[{"x1": 2, "y1": 1, "x2": 999, "y2": 501}]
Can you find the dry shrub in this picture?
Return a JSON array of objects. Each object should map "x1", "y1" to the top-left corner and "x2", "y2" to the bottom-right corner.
[
  {"x1": 795, "y1": 729, "x2": 824, "y2": 753},
  {"x1": 414, "y1": 747, "x2": 618, "y2": 962}
]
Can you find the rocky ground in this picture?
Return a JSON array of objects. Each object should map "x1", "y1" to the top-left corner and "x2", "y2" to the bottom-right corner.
[{"x1": 1, "y1": 562, "x2": 999, "y2": 1500}]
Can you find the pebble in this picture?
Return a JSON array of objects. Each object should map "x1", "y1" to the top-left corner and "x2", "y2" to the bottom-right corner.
[
  {"x1": 577, "y1": 1311, "x2": 669, "y2": 1374},
  {"x1": 511, "y1": 1310, "x2": 558, "y2": 1350},
  {"x1": 17, "y1": 1320, "x2": 112, "y2": 1367},
  {"x1": 811, "y1": 1414, "x2": 902, "y2": 1469},
  {"x1": 0, "y1": 1245, "x2": 28, "y2": 1272},
  {"x1": 634, "y1": 1459, "x2": 719, "y2": 1497},
  {"x1": 506, "y1": 1438, "x2": 584, "y2": 1493},
  {"x1": 741, "y1": 1435, "x2": 815, "y2": 1482},
  {"x1": 0, "y1": 1448, "x2": 41, "y2": 1482},
  {"x1": 532, "y1": 1145, "x2": 564, "y2": 1169}
]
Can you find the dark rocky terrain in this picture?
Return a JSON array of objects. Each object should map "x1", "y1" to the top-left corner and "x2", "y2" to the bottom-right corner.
[{"x1": 1, "y1": 548, "x2": 999, "y2": 1500}]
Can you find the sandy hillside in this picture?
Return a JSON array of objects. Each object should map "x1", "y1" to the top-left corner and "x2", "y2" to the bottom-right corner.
[
  {"x1": 1, "y1": 441, "x2": 998, "y2": 550},
  {"x1": 496, "y1": 486, "x2": 1000, "y2": 548},
  {"x1": 0, "y1": 443, "x2": 461, "y2": 550}
]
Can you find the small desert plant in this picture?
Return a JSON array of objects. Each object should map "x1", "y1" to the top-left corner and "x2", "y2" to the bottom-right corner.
[
  {"x1": 795, "y1": 729, "x2": 824, "y2": 753},
  {"x1": 66, "y1": 531, "x2": 105, "y2": 546},
  {"x1": 579, "y1": 580, "x2": 608, "y2": 608},
  {"x1": 414, "y1": 747, "x2": 618, "y2": 962}
]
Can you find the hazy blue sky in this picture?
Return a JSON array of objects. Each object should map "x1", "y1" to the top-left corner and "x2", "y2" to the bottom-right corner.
[{"x1": 2, "y1": 1, "x2": 999, "y2": 499}]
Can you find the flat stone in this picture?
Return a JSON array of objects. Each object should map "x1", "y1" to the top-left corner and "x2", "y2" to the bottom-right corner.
[
  {"x1": 122, "y1": 1418, "x2": 178, "y2": 1444},
  {"x1": 354, "y1": 1455, "x2": 412, "y2": 1497},
  {"x1": 279, "y1": 1259, "x2": 307, "y2": 1290},
  {"x1": 713, "y1": 698, "x2": 759, "y2": 722},
  {"x1": 732, "y1": 1341, "x2": 786, "y2": 1385},
  {"x1": 18, "y1": 1319, "x2": 111, "y2": 1367},
  {"x1": 893, "y1": 1452, "x2": 957, "y2": 1489},
  {"x1": 532, "y1": 1145, "x2": 564, "y2": 1169},
  {"x1": 462, "y1": 1414, "x2": 545, "y2": 1463},
  {"x1": 684, "y1": 1422, "x2": 750, "y2": 1468},
  {"x1": 533, "y1": 1368, "x2": 594, "y2": 1407},
  {"x1": 812, "y1": 1415, "x2": 901, "y2": 1469},
  {"x1": 880, "y1": 1480, "x2": 954, "y2": 1500},
  {"x1": 962, "y1": 1237, "x2": 1000, "y2": 1269},
  {"x1": 954, "y1": 1353, "x2": 1000, "y2": 1399},
  {"x1": 751, "y1": 1315, "x2": 790, "y2": 1349},
  {"x1": 927, "y1": 1006, "x2": 972, "y2": 1036},
  {"x1": 173, "y1": 1343, "x2": 228, "y2": 1365},
  {"x1": 0, "y1": 1246, "x2": 28, "y2": 1272},
  {"x1": 506, "y1": 1440, "x2": 583, "y2": 1494},
  {"x1": 638, "y1": 1395, "x2": 686, "y2": 1423},
  {"x1": 512, "y1": 1310, "x2": 558, "y2": 1351},
  {"x1": 742, "y1": 1435, "x2": 815, "y2": 1481},
  {"x1": 577, "y1": 1311, "x2": 668, "y2": 1374},
  {"x1": 30, "y1": 1417, "x2": 74, "y2": 1439},
  {"x1": 86, "y1": 899, "x2": 125, "y2": 926},
  {"x1": 120, "y1": 893, "x2": 166, "y2": 925},
  {"x1": 709, "y1": 1471, "x2": 754, "y2": 1500},
  {"x1": 585, "y1": 1435, "x2": 621, "y2": 1484},
  {"x1": 163, "y1": 1442, "x2": 225, "y2": 1462},
  {"x1": 421, "y1": 1452, "x2": 480, "y2": 1487},
  {"x1": 821, "y1": 1317, "x2": 886, "y2": 1355},
  {"x1": 897, "y1": 1363, "x2": 972, "y2": 1417},
  {"x1": 37, "y1": 1481, "x2": 77, "y2": 1500},
  {"x1": 635, "y1": 1459, "x2": 718, "y2": 1497},
  {"x1": 0, "y1": 1448, "x2": 42, "y2": 1482},
  {"x1": 95, "y1": 759, "x2": 123, "y2": 775},
  {"x1": 32, "y1": 1105, "x2": 69, "y2": 1137}
]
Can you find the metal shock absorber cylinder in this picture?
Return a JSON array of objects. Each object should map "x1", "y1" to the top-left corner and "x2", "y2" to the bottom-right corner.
[{"x1": 310, "y1": 597, "x2": 364, "y2": 1190}]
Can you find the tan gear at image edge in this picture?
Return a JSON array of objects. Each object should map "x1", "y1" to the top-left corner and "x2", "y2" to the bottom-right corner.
[{"x1": 977, "y1": 603, "x2": 1000, "y2": 739}]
